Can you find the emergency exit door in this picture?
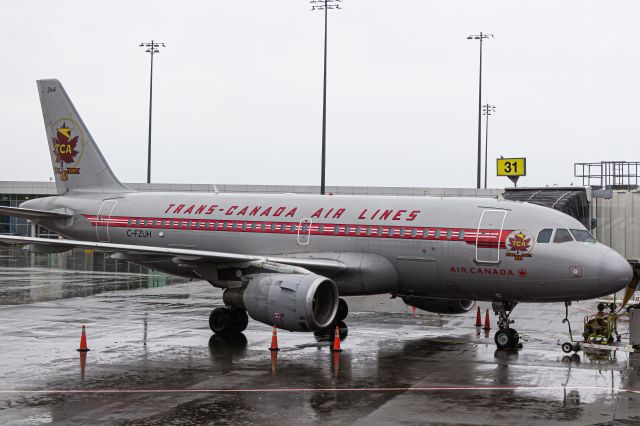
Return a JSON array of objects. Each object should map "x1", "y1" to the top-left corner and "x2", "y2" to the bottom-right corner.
[
  {"x1": 297, "y1": 218, "x2": 312, "y2": 245},
  {"x1": 475, "y1": 209, "x2": 507, "y2": 264}
]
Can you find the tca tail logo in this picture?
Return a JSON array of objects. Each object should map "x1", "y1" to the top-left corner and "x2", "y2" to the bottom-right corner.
[{"x1": 51, "y1": 118, "x2": 84, "y2": 181}]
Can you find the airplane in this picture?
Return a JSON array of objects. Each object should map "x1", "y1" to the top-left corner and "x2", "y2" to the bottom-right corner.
[{"x1": 0, "y1": 79, "x2": 634, "y2": 349}]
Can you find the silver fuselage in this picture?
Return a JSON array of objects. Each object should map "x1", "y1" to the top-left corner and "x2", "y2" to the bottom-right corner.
[{"x1": 24, "y1": 191, "x2": 632, "y2": 303}]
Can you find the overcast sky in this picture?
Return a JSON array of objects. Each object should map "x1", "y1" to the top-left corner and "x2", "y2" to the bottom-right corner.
[{"x1": 2, "y1": 1, "x2": 639, "y2": 189}]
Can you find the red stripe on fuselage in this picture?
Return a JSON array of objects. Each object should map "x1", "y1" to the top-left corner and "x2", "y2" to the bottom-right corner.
[{"x1": 83, "y1": 215, "x2": 510, "y2": 247}]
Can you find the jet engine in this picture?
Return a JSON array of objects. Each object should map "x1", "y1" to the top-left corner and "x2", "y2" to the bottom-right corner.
[
  {"x1": 223, "y1": 273, "x2": 339, "y2": 332},
  {"x1": 401, "y1": 296, "x2": 475, "y2": 314}
]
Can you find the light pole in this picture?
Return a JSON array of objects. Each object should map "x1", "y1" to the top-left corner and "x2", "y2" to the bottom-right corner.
[
  {"x1": 482, "y1": 104, "x2": 495, "y2": 189},
  {"x1": 311, "y1": 0, "x2": 342, "y2": 195},
  {"x1": 467, "y1": 33, "x2": 493, "y2": 189},
  {"x1": 139, "y1": 40, "x2": 166, "y2": 184}
]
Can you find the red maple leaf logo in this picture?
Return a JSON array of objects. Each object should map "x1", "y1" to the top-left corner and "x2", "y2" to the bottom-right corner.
[
  {"x1": 508, "y1": 232, "x2": 531, "y2": 254},
  {"x1": 52, "y1": 123, "x2": 79, "y2": 164}
]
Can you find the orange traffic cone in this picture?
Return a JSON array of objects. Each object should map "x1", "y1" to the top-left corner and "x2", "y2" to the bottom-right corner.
[
  {"x1": 331, "y1": 325, "x2": 342, "y2": 352},
  {"x1": 77, "y1": 325, "x2": 90, "y2": 352},
  {"x1": 483, "y1": 309, "x2": 491, "y2": 331},
  {"x1": 475, "y1": 306, "x2": 482, "y2": 327},
  {"x1": 269, "y1": 324, "x2": 280, "y2": 351}
]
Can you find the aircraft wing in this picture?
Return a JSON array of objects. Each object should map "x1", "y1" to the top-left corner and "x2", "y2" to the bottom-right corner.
[
  {"x1": 0, "y1": 235, "x2": 347, "y2": 274},
  {"x1": 0, "y1": 206, "x2": 73, "y2": 220}
]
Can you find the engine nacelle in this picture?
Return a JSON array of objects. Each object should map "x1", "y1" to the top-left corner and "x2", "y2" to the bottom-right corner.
[
  {"x1": 401, "y1": 296, "x2": 475, "y2": 314},
  {"x1": 223, "y1": 273, "x2": 339, "y2": 332}
]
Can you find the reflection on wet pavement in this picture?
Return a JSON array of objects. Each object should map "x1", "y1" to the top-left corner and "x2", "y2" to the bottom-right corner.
[
  {"x1": 0, "y1": 247, "x2": 188, "y2": 304},
  {"x1": 0, "y1": 246, "x2": 639, "y2": 424}
]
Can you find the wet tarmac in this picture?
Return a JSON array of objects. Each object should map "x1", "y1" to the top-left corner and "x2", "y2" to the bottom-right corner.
[{"x1": 0, "y1": 246, "x2": 639, "y2": 425}]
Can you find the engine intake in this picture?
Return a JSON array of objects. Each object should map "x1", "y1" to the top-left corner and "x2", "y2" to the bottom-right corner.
[
  {"x1": 224, "y1": 273, "x2": 338, "y2": 332},
  {"x1": 401, "y1": 296, "x2": 475, "y2": 314}
]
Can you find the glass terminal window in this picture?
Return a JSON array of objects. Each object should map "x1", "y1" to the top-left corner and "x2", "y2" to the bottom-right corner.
[
  {"x1": 537, "y1": 229, "x2": 553, "y2": 243},
  {"x1": 570, "y1": 229, "x2": 596, "y2": 243},
  {"x1": 553, "y1": 228, "x2": 574, "y2": 243}
]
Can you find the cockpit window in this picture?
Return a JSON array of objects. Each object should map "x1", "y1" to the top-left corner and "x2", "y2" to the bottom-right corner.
[
  {"x1": 537, "y1": 228, "x2": 552, "y2": 243},
  {"x1": 553, "y1": 228, "x2": 574, "y2": 243},
  {"x1": 570, "y1": 229, "x2": 596, "y2": 243}
]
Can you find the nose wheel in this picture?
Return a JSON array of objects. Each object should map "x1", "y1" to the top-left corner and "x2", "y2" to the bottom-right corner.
[
  {"x1": 492, "y1": 301, "x2": 521, "y2": 349},
  {"x1": 209, "y1": 306, "x2": 249, "y2": 335}
]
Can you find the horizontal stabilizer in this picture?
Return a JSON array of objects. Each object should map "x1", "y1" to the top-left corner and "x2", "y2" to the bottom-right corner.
[{"x1": 0, "y1": 206, "x2": 73, "y2": 220}]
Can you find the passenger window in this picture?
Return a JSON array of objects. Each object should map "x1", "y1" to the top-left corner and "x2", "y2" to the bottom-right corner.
[
  {"x1": 423, "y1": 228, "x2": 430, "y2": 238},
  {"x1": 446, "y1": 230, "x2": 452, "y2": 239},
  {"x1": 537, "y1": 228, "x2": 552, "y2": 243},
  {"x1": 435, "y1": 230, "x2": 441, "y2": 239},
  {"x1": 459, "y1": 230, "x2": 465, "y2": 239},
  {"x1": 553, "y1": 228, "x2": 574, "y2": 243},
  {"x1": 411, "y1": 228, "x2": 417, "y2": 238}
]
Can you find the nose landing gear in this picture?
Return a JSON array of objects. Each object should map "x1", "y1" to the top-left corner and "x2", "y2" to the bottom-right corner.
[
  {"x1": 209, "y1": 306, "x2": 249, "y2": 335},
  {"x1": 492, "y1": 301, "x2": 522, "y2": 349}
]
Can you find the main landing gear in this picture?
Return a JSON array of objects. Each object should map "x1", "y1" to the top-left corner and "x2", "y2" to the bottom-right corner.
[
  {"x1": 209, "y1": 306, "x2": 249, "y2": 335},
  {"x1": 492, "y1": 301, "x2": 522, "y2": 349},
  {"x1": 208, "y1": 298, "x2": 349, "y2": 336},
  {"x1": 336, "y1": 298, "x2": 349, "y2": 322}
]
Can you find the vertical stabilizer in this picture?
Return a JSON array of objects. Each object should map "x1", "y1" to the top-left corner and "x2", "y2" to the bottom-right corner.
[{"x1": 37, "y1": 79, "x2": 130, "y2": 195}]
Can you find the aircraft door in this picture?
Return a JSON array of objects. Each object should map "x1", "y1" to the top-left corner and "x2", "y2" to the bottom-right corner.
[
  {"x1": 297, "y1": 218, "x2": 312, "y2": 245},
  {"x1": 96, "y1": 199, "x2": 118, "y2": 242},
  {"x1": 475, "y1": 209, "x2": 507, "y2": 264}
]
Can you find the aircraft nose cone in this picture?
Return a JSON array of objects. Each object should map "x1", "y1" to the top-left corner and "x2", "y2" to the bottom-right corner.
[{"x1": 598, "y1": 250, "x2": 633, "y2": 293}]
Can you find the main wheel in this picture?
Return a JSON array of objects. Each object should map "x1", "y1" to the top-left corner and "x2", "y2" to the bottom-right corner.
[
  {"x1": 507, "y1": 328, "x2": 520, "y2": 345},
  {"x1": 231, "y1": 309, "x2": 249, "y2": 333},
  {"x1": 495, "y1": 329, "x2": 515, "y2": 349},
  {"x1": 209, "y1": 307, "x2": 233, "y2": 334},
  {"x1": 336, "y1": 298, "x2": 349, "y2": 322}
]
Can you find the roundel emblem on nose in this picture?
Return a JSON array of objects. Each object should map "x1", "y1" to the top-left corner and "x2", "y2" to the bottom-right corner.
[
  {"x1": 518, "y1": 268, "x2": 527, "y2": 278},
  {"x1": 570, "y1": 266, "x2": 583, "y2": 278},
  {"x1": 505, "y1": 230, "x2": 534, "y2": 261}
]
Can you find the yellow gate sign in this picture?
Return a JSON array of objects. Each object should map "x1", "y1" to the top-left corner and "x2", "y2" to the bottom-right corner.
[{"x1": 497, "y1": 158, "x2": 526, "y2": 176}]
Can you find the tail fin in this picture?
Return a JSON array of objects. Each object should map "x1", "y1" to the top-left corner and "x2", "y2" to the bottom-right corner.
[{"x1": 37, "y1": 79, "x2": 130, "y2": 195}]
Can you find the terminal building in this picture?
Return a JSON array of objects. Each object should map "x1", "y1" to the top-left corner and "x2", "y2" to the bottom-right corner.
[{"x1": 1, "y1": 161, "x2": 639, "y2": 268}]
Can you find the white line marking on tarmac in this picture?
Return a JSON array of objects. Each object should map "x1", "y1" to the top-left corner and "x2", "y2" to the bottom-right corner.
[{"x1": 0, "y1": 386, "x2": 638, "y2": 394}]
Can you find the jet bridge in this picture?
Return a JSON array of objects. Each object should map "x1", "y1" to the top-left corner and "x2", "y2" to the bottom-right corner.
[{"x1": 502, "y1": 187, "x2": 591, "y2": 229}]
